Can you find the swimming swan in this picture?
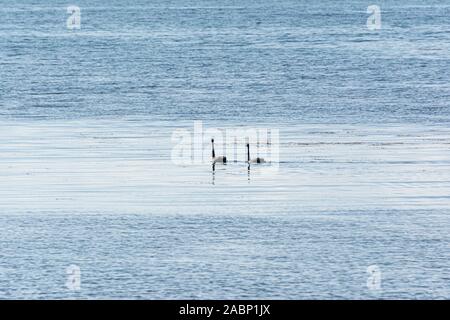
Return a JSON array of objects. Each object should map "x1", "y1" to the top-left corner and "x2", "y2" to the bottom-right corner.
[
  {"x1": 247, "y1": 142, "x2": 265, "y2": 164},
  {"x1": 211, "y1": 139, "x2": 227, "y2": 164}
]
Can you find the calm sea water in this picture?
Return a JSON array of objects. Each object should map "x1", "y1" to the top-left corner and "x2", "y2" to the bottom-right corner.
[{"x1": 0, "y1": 0, "x2": 449, "y2": 299}]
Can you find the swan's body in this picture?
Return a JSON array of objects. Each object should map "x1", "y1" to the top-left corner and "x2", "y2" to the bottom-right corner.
[
  {"x1": 249, "y1": 157, "x2": 266, "y2": 164},
  {"x1": 211, "y1": 139, "x2": 227, "y2": 164},
  {"x1": 213, "y1": 155, "x2": 227, "y2": 164},
  {"x1": 247, "y1": 143, "x2": 265, "y2": 164}
]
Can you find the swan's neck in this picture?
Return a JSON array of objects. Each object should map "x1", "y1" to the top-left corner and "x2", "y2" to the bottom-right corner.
[
  {"x1": 247, "y1": 144, "x2": 250, "y2": 162},
  {"x1": 212, "y1": 142, "x2": 215, "y2": 158}
]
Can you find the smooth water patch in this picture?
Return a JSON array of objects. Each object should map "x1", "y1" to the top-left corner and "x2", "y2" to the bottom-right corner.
[{"x1": 0, "y1": 120, "x2": 449, "y2": 214}]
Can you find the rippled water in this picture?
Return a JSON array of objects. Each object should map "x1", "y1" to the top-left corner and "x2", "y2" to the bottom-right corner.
[{"x1": 0, "y1": 0, "x2": 449, "y2": 299}]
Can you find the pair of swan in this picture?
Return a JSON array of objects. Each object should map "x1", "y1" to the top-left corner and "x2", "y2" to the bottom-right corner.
[{"x1": 211, "y1": 138, "x2": 265, "y2": 164}]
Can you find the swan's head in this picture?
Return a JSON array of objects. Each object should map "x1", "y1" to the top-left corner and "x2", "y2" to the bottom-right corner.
[{"x1": 211, "y1": 138, "x2": 214, "y2": 143}]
